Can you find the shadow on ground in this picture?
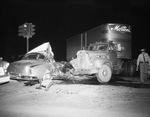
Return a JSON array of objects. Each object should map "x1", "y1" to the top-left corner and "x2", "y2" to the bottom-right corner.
[
  {"x1": 22, "y1": 75, "x2": 150, "y2": 89},
  {"x1": 56, "y1": 76, "x2": 150, "y2": 89}
]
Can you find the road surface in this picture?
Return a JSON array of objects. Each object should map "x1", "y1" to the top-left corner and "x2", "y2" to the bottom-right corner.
[{"x1": 0, "y1": 77, "x2": 150, "y2": 117}]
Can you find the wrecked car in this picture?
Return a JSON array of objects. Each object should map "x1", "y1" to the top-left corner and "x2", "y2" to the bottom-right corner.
[
  {"x1": 7, "y1": 42, "x2": 58, "y2": 83},
  {"x1": 0, "y1": 57, "x2": 10, "y2": 84}
]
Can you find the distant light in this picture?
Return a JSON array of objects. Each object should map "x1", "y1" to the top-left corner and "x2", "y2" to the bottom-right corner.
[{"x1": 24, "y1": 24, "x2": 27, "y2": 27}]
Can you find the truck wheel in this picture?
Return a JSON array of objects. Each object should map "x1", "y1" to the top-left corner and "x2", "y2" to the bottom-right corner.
[
  {"x1": 127, "y1": 62, "x2": 136, "y2": 77},
  {"x1": 96, "y1": 64, "x2": 112, "y2": 83},
  {"x1": 123, "y1": 62, "x2": 128, "y2": 76},
  {"x1": 123, "y1": 61, "x2": 136, "y2": 77}
]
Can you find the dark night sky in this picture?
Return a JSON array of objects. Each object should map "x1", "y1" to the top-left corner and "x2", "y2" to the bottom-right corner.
[{"x1": 0, "y1": 0, "x2": 150, "y2": 61}]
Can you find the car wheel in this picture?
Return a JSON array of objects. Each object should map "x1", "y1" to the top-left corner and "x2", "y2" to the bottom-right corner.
[{"x1": 96, "y1": 64, "x2": 112, "y2": 83}]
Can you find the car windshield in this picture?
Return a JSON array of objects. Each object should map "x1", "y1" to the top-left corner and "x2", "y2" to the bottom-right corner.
[
  {"x1": 88, "y1": 44, "x2": 108, "y2": 51},
  {"x1": 23, "y1": 53, "x2": 45, "y2": 60}
]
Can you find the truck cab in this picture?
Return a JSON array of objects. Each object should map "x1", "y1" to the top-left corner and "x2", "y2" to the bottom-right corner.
[
  {"x1": 69, "y1": 41, "x2": 123, "y2": 83},
  {"x1": 88, "y1": 41, "x2": 118, "y2": 66}
]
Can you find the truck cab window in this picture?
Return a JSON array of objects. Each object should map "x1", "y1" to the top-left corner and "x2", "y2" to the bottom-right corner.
[{"x1": 97, "y1": 45, "x2": 108, "y2": 51}]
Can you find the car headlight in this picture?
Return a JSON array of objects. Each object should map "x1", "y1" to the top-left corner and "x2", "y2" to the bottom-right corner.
[
  {"x1": 0, "y1": 67, "x2": 5, "y2": 75},
  {"x1": 3, "y1": 62, "x2": 10, "y2": 73}
]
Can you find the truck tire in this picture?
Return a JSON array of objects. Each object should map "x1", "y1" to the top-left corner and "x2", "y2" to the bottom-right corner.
[
  {"x1": 96, "y1": 64, "x2": 112, "y2": 83},
  {"x1": 123, "y1": 62, "x2": 129, "y2": 76},
  {"x1": 127, "y1": 62, "x2": 135, "y2": 77},
  {"x1": 123, "y1": 61, "x2": 135, "y2": 77}
]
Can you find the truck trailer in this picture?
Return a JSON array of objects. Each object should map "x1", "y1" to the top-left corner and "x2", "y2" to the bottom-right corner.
[
  {"x1": 66, "y1": 23, "x2": 135, "y2": 83},
  {"x1": 67, "y1": 23, "x2": 131, "y2": 61}
]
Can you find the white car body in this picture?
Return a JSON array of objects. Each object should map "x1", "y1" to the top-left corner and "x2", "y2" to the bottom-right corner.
[{"x1": 0, "y1": 61, "x2": 10, "y2": 84}]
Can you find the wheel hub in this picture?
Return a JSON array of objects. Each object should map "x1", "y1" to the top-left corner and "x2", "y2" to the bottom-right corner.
[{"x1": 102, "y1": 69, "x2": 107, "y2": 76}]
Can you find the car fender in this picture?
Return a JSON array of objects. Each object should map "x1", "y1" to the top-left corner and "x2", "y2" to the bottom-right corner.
[
  {"x1": 29, "y1": 64, "x2": 50, "y2": 79},
  {"x1": 93, "y1": 59, "x2": 112, "y2": 69},
  {"x1": 30, "y1": 62, "x2": 56, "y2": 80}
]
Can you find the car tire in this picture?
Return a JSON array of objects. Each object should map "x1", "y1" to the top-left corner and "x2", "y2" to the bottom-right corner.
[{"x1": 96, "y1": 64, "x2": 112, "y2": 83}]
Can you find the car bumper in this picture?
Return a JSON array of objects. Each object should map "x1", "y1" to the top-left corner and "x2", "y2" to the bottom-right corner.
[
  {"x1": 0, "y1": 75, "x2": 10, "y2": 84},
  {"x1": 10, "y1": 74, "x2": 38, "y2": 81}
]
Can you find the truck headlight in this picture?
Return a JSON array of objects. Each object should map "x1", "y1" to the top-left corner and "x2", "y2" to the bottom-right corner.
[{"x1": 99, "y1": 55, "x2": 106, "y2": 59}]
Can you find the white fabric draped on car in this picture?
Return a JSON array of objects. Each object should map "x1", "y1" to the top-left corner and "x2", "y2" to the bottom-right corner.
[{"x1": 27, "y1": 42, "x2": 54, "y2": 60}]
